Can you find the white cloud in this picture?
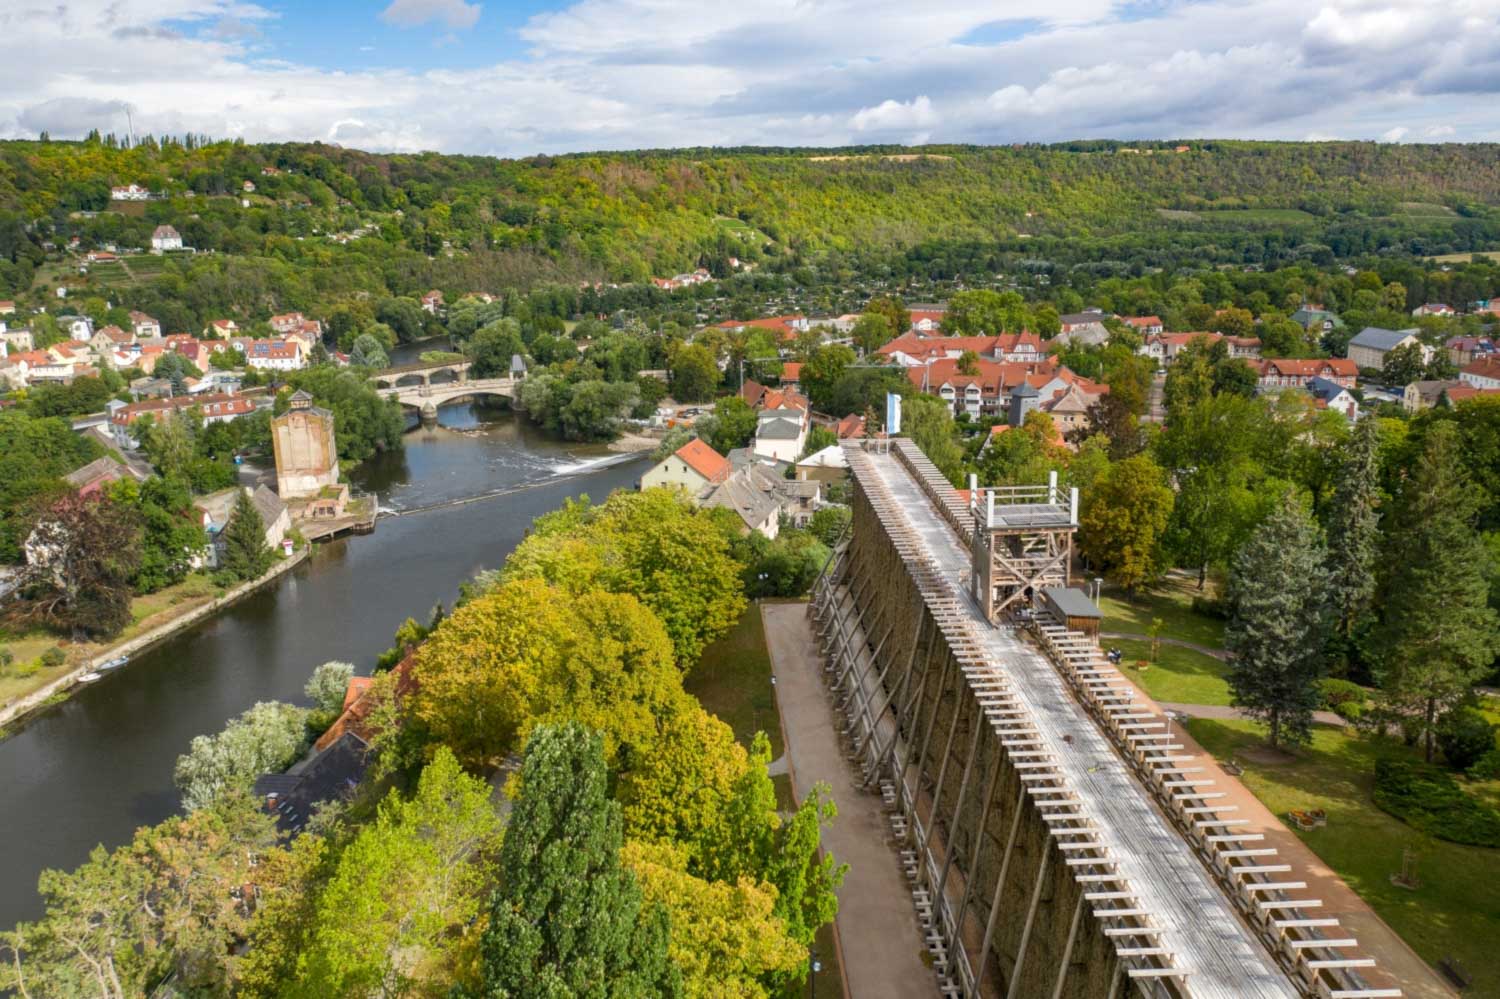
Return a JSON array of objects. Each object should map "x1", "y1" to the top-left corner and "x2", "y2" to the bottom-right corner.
[
  {"x1": 1, "y1": 0, "x2": 1499, "y2": 155},
  {"x1": 1381, "y1": 126, "x2": 1409, "y2": 142},
  {"x1": 380, "y1": 0, "x2": 482, "y2": 31}
]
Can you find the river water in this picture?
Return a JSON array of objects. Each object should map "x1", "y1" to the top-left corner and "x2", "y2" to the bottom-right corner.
[{"x1": 0, "y1": 399, "x2": 647, "y2": 928}]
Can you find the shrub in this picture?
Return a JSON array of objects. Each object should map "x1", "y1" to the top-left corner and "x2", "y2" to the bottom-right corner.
[
  {"x1": 1469, "y1": 750, "x2": 1500, "y2": 782},
  {"x1": 1334, "y1": 700, "x2": 1366, "y2": 724},
  {"x1": 1372, "y1": 758, "x2": 1500, "y2": 847},
  {"x1": 0, "y1": 648, "x2": 13, "y2": 671},
  {"x1": 1319, "y1": 678, "x2": 1366, "y2": 709},
  {"x1": 1437, "y1": 707, "x2": 1498, "y2": 771},
  {"x1": 40, "y1": 647, "x2": 66, "y2": 669},
  {"x1": 1190, "y1": 594, "x2": 1228, "y2": 619}
]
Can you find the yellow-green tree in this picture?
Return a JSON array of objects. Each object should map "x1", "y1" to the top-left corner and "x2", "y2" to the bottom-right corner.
[
  {"x1": 504, "y1": 488, "x2": 746, "y2": 668},
  {"x1": 409, "y1": 578, "x2": 682, "y2": 767},
  {"x1": 1079, "y1": 454, "x2": 1174, "y2": 593},
  {"x1": 622, "y1": 840, "x2": 806, "y2": 997}
]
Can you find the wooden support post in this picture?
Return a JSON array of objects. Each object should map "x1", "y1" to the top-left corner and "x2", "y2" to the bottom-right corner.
[
  {"x1": 855, "y1": 612, "x2": 928, "y2": 771},
  {"x1": 920, "y1": 672, "x2": 969, "y2": 866},
  {"x1": 905, "y1": 647, "x2": 957, "y2": 798},
  {"x1": 1049, "y1": 891, "x2": 1087, "y2": 999},
  {"x1": 934, "y1": 705, "x2": 987, "y2": 907},
  {"x1": 952, "y1": 736, "x2": 1005, "y2": 942},
  {"x1": 1005, "y1": 847, "x2": 1054, "y2": 999},
  {"x1": 974, "y1": 787, "x2": 1027, "y2": 989},
  {"x1": 1104, "y1": 961, "x2": 1123, "y2": 999}
]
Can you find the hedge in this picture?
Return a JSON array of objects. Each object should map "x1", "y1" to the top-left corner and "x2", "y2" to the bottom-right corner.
[{"x1": 1372, "y1": 758, "x2": 1500, "y2": 848}]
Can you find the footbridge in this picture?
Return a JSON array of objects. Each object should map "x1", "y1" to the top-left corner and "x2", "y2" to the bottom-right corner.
[
  {"x1": 810, "y1": 438, "x2": 1402, "y2": 999},
  {"x1": 373, "y1": 360, "x2": 520, "y2": 415}
]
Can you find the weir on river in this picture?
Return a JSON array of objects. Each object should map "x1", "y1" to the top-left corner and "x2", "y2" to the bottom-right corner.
[{"x1": 0, "y1": 402, "x2": 647, "y2": 928}]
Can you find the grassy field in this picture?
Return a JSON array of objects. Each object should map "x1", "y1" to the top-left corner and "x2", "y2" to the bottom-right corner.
[
  {"x1": 1426, "y1": 250, "x2": 1500, "y2": 263},
  {"x1": 685, "y1": 601, "x2": 784, "y2": 755},
  {"x1": 0, "y1": 573, "x2": 220, "y2": 711},
  {"x1": 1394, "y1": 201, "x2": 1458, "y2": 218},
  {"x1": 1113, "y1": 638, "x2": 1231, "y2": 706},
  {"x1": 1188, "y1": 717, "x2": 1500, "y2": 995},
  {"x1": 1097, "y1": 575, "x2": 1225, "y2": 649},
  {"x1": 1161, "y1": 207, "x2": 1317, "y2": 225}
]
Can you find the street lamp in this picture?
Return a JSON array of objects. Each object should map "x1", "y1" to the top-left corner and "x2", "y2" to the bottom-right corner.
[{"x1": 809, "y1": 947, "x2": 822, "y2": 998}]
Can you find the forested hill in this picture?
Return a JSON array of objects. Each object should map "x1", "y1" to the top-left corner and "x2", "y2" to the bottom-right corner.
[{"x1": 4, "y1": 137, "x2": 1500, "y2": 307}]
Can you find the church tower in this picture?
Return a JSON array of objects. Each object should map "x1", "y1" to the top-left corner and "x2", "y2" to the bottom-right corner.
[{"x1": 271, "y1": 390, "x2": 339, "y2": 498}]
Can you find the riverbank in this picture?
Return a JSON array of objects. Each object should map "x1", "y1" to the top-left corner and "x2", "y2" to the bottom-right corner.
[
  {"x1": 607, "y1": 429, "x2": 662, "y2": 453},
  {"x1": 0, "y1": 547, "x2": 309, "y2": 732}
]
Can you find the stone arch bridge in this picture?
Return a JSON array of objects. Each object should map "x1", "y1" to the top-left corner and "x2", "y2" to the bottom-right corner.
[
  {"x1": 373, "y1": 360, "x2": 520, "y2": 417},
  {"x1": 810, "y1": 438, "x2": 1405, "y2": 999}
]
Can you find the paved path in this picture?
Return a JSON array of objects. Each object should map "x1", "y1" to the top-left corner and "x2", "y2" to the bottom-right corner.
[
  {"x1": 1101, "y1": 630, "x2": 1229, "y2": 660},
  {"x1": 1160, "y1": 701, "x2": 1348, "y2": 729},
  {"x1": 761, "y1": 602, "x2": 936, "y2": 999}
]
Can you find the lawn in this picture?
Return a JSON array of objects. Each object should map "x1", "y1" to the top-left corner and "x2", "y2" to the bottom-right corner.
[
  {"x1": 685, "y1": 601, "x2": 784, "y2": 756},
  {"x1": 0, "y1": 573, "x2": 221, "y2": 713},
  {"x1": 1097, "y1": 575, "x2": 1225, "y2": 649},
  {"x1": 1187, "y1": 717, "x2": 1500, "y2": 995},
  {"x1": 1426, "y1": 250, "x2": 1500, "y2": 263},
  {"x1": 1112, "y1": 638, "x2": 1231, "y2": 706},
  {"x1": 1191, "y1": 208, "x2": 1317, "y2": 224}
]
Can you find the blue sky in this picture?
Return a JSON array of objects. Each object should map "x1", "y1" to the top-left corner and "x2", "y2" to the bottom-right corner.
[{"x1": 2, "y1": 0, "x2": 1498, "y2": 155}]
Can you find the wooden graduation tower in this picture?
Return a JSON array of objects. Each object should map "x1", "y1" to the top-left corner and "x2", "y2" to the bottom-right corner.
[{"x1": 967, "y1": 470, "x2": 1078, "y2": 622}]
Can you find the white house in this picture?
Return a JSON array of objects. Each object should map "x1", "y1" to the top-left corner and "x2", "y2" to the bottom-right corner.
[
  {"x1": 129, "y1": 311, "x2": 161, "y2": 338},
  {"x1": 244, "y1": 339, "x2": 305, "y2": 371},
  {"x1": 62, "y1": 315, "x2": 94, "y2": 342},
  {"x1": 150, "y1": 225, "x2": 183, "y2": 253},
  {"x1": 1461, "y1": 357, "x2": 1500, "y2": 390},
  {"x1": 109, "y1": 184, "x2": 150, "y2": 201},
  {"x1": 751, "y1": 407, "x2": 808, "y2": 463},
  {"x1": 640, "y1": 438, "x2": 731, "y2": 493}
]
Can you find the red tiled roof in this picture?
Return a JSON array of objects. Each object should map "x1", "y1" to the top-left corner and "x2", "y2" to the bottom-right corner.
[
  {"x1": 781, "y1": 362, "x2": 803, "y2": 381},
  {"x1": 1462, "y1": 357, "x2": 1500, "y2": 379},
  {"x1": 836, "y1": 413, "x2": 866, "y2": 439},
  {"x1": 111, "y1": 392, "x2": 251, "y2": 425},
  {"x1": 672, "y1": 438, "x2": 731, "y2": 484},
  {"x1": 1123, "y1": 315, "x2": 1163, "y2": 328},
  {"x1": 1255, "y1": 358, "x2": 1357, "y2": 378}
]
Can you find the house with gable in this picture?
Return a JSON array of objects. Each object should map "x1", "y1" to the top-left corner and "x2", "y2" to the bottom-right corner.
[
  {"x1": 640, "y1": 438, "x2": 732, "y2": 493},
  {"x1": 1347, "y1": 327, "x2": 1425, "y2": 371}
]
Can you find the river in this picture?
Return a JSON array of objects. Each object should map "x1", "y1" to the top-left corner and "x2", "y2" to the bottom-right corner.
[{"x1": 0, "y1": 398, "x2": 648, "y2": 928}]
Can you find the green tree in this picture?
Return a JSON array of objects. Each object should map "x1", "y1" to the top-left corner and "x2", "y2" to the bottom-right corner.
[
  {"x1": 216, "y1": 489, "x2": 273, "y2": 584},
  {"x1": 669, "y1": 343, "x2": 720, "y2": 403},
  {"x1": 799, "y1": 343, "x2": 856, "y2": 411},
  {"x1": 1225, "y1": 494, "x2": 1329, "y2": 748},
  {"x1": 898, "y1": 392, "x2": 964, "y2": 485},
  {"x1": 864, "y1": 295, "x2": 910, "y2": 342},
  {"x1": 305, "y1": 660, "x2": 354, "y2": 720},
  {"x1": 1375, "y1": 422, "x2": 1500, "y2": 761},
  {"x1": 1380, "y1": 341, "x2": 1427, "y2": 386},
  {"x1": 698, "y1": 395, "x2": 758, "y2": 453},
  {"x1": 850, "y1": 313, "x2": 894, "y2": 355},
  {"x1": 294, "y1": 748, "x2": 502, "y2": 997},
  {"x1": 348, "y1": 333, "x2": 389, "y2": 369},
  {"x1": 1079, "y1": 454, "x2": 1173, "y2": 593},
  {"x1": 128, "y1": 475, "x2": 207, "y2": 593},
  {"x1": 281, "y1": 367, "x2": 404, "y2": 463},
  {"x1": 472, "y1": 723, "x2": 681, "y2": 997},
  {"x1": 466, "y1": 317, "x2": 525, "y2": 377},
  {"x1": 173, "y1": 700, "x2": 310, "y2": 811},
  {"x1": 1324, "y1": 418, "x2": 1381, "y2": 642},
  {"x1": 801, "y1": 425, "x2": 837, "y2": 459}
]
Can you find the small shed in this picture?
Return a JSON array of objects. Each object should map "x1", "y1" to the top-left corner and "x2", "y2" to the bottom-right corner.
[{"x1": 1038, "y1": 586, "x2": 1103, "y2": 637}]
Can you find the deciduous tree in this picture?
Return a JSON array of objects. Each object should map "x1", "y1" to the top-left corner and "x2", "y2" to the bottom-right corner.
[{"x1": 1079, "y1": 454, "x2": 1173, "y2": 593}]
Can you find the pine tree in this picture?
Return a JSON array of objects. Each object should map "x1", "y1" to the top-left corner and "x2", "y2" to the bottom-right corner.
[
  {"x1": 1324, "y1": 418, "x2": 1381, "y2": 642},
  {"x1": 217, "y1": 490, "x2": 273, "y2": 584},
  {"x1": 1225, "y1": 493, "x2": 1329, "y2": 748},
  {"x1": 474, "y1": 723, "x2": 680, "y2": 997},
  {"x1": 1375, "y1": 422, "x2": 1500, "y2": 761}
]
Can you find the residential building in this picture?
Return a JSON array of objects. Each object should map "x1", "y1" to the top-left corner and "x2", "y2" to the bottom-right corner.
[
  {"x1": 242, "y1": 180, "x2": 256, "y2": 193},
  {"x1": 0, "y1": 300, "x2": 15, "y2": 315},
  {"x1": 61, "y1": 314, "x2": 94, "y2": 341},
  {"x1": 0, "y1": 326, "x2": 34, "y2": 352},
  {"x1": 906, "y1": 356, "x2": 1065, "y2": 420},
  {"x1": 835, "y1": 413, "x2": 867, "y2": 439},
  {"x1": 244, "y1": 339, "x2": 305, "y2": 371},
  {"x1": 108, "y1": 392, "x2": 255, "y2": 448},
  {"x1": 700, "y1": 463, "x2": 820, "y2": 538},
  {"x1": 1404, "y1": 379, "x2": 1470, "y2": 412},
  {"x1": 1121, "y1": 315, "x2": 1164, "y2": 334},
  {"x1": 713, "y1": 315, "x2": 810, "y2": 344},
  {"x1": 1138, "y1": 332, "x2": 1261, "y2": 366},
  {"x1": 193, "y1": 485, "x2": 290, "y2": 566},
  {"x1": 109, "y1": 184, "x2": 150, "y2": 201},
  {"x1": 875, "y1": 331, "x2": 1045, "y2": 366},
  {"x1": 1307, "y1": 377, "x2": 1359, "y2": 420},
  {"x1": 205, "y1": 319, "x2": 239, "y2": 338},
  {"x1": 1412, "y1": 302, "x2": 1455, "y2": 317},
  {"x1": 1290, "y1": 307, "x2": 1342, "y2": 334},
  {"x1": 420, "y1": 289, "x2": 445, "y2": 314},
  {"x1": 1054, "y1": 310, "x2": 1111, "y2": 346},
  {"x1": 908, "y1": 309, "x2": 946, "y2": 332},
  {"x1": 1251, "y1": 358, "x2": 1358, "y2": 390},
  {"x1": 129, "y1": 311, "x2": 161, "y2": 338},
  {"x1": 90, "y1": 325, "x2": 134, "y2": 355},
  {"x1": 150, "y1": 225, "x2": 182, "y2": 253},
  {"x1": 795, "y1": 443, "x2": 849, "y2": 484},
  {"x1": 1346, "y1": 327, "x2": 1424, "y2": 370},
  {"x1": 271, "y1": 390, "x2": 339, "y2": 498},
  {"x1": 1460, "y1": 356, "x2": 1500, "y2": 390},
  {"x1": 640, "y1": 438, "x2": 731, "y2": 493},
  {"x1": 1445, "y1": 336, "x2": 1494, "y2": 367},
  {"x1": 63, "y1": 456, "x2": 132, "y2": 496},
  {"x1": 780, "y1": 362, "x2": 803, "y2": 392},
  {"x1": 752, "y1": 407, "x2": 808, "y2": 463}
]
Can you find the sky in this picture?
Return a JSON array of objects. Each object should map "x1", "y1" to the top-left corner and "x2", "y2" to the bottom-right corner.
[{"x1": 2, "y1": 0, "x2": 1498, "y2": 156}]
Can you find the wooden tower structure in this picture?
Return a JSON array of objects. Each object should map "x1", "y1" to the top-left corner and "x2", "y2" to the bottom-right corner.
[{"x1": 967, "y1": 470, "x2": 1078, "y2": 622}]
